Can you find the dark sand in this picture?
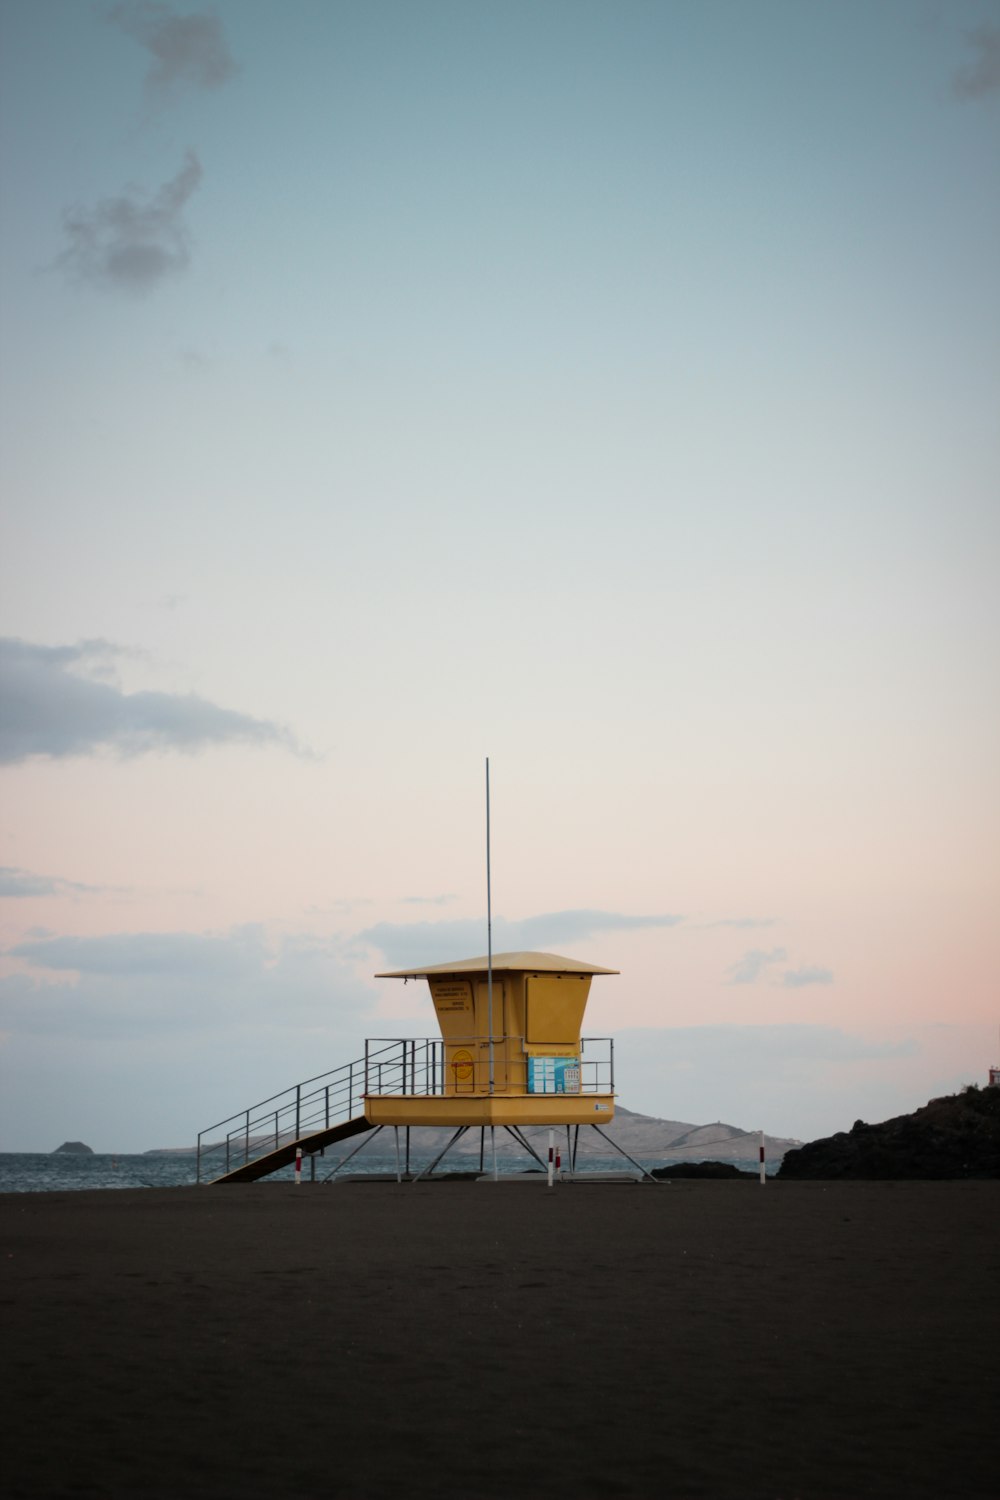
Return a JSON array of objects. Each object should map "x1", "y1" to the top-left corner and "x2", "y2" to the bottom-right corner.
[{"x1": 3, "y1": 1180, "x2": 997, "y2": 1499}]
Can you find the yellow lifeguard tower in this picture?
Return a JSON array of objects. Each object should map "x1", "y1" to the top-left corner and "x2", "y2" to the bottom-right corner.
[
  {"x1": 368, "y1": 950, "x2": 616, "y2": 1130},
  {"x1": 198, "y1": 760, "x2": 657, "y2": 1180},
  {"x1": 197, "y1": 949, "x2": 645, "y2": 1182}
]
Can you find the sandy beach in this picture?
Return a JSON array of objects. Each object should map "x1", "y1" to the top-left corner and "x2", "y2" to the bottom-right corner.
[{"x1": 4, "y1": 1179, "x2": 997, "y2": 1499}]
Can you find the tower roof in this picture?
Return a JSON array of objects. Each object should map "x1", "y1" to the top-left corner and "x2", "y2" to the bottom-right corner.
[{"x1": 374, "y1": 949, "x2": 619, "y2": 979}]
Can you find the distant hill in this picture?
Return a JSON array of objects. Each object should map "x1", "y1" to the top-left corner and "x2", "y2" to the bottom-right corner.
[
  {"x1": 157, "y1": 1104, "x2": 802, "y2": 1165},
  {"x1": 53, "y1": 1141, "x2": 93, "y2": 1154},
  {"x1": 519, "y1": 1106, "x2": 802, "y2": 1164},
  {"x1": 778, "y1": 1086, "x2": 1000, "y2": 1180}
]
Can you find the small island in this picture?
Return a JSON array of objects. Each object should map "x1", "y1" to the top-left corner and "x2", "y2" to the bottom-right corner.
[{"x1": 52, "y1": 1141, "x2": 94, "y2": 1155}]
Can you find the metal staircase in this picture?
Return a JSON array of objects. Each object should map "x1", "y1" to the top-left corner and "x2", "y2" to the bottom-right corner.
[
  {"x1": 197, "y1": 1046, "x2": 377, "y2": 1183},
  {"x1": 197, "y1": 1038, "x2": 457, "y2": 1183}
]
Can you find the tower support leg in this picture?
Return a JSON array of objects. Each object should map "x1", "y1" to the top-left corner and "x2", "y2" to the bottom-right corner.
[
  {"x1": 412, "y1": 1126, "x2": 469, "y2": 1182},
  {"x1": 589, "y1": 1123, "x2": 659, "y2": 1182},
  {"x1": 504, "y1": 1125, "x2": 548, "y2": 1172},
  {"x1": 319, "y1": 1125, "x2": 385, "y2": 1183}
]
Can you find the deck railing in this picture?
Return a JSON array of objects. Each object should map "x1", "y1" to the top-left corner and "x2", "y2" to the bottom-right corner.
[{"x1": 363, "y1": 1035, "x2": 614, "y2": 1098}]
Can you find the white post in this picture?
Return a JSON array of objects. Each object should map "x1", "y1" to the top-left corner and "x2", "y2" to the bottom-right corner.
[
  {"x1": 759, "y1": 1131, "x2": 766, "y2": 1185},
  {"x1": 547, "y1": 1129, "x2": 555, "y2": 1188},
  {"x1": 294, "y1": 1146, "x2": 303, "y2": 1186}
]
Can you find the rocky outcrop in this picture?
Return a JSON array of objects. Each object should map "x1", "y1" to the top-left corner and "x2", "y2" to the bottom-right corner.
[
  {"x1": 652, "y1": 1160, "x2": 758, "y2": 1180},
  {"x1": 778, "y1": 1085, "x2": 1000, "y2": 1180},
  {"x1": 53, "y1": 1141, "x2": 94, "y2": 1154}
]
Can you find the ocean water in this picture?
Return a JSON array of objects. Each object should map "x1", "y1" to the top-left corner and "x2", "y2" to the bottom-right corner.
[
  {"x1": 0, "y1": 1151, "x2": 778, "y2": 1192},
  {"x1": 0, "y1": 1153, "x2": 201, "y2": 1193}
]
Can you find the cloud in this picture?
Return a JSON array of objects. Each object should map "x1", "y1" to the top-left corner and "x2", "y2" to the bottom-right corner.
[
  {"x1": 782, "y1": 965, "x2": 834, "y2": 988},
  {"x1": 9, "y1": 926, "x2": 267, "y2": 978},
  {"x1": 953, "y1": 24, "x2": 1000, "y2": 100},
  {"x1": 727, "y1": 948, "x2": 834, "y2": 988},
  {"x1": 358, "y1": 909, "x2": 683, "y2": 969},
  {"x1": 1, "y1": 926, "x2": 375, "y2": 1045},
  {"x1": 0, "y1": 867, "x2": 102, "y2": 899},
  {"x1": 400, "y1": 893, "x2": 458, "y2": 906},
  {"x1": 726, "y1": 948, "x2": 787, "y2": 985},
  {"x1": 55, "y1": 150, "x2": 202, "y2": 294},
  {"x1": 0, "y1": 637, "x2": 298, "y2": 763},
  {"x1": 108, "y1": 2, "x2": 237, "y2": 99},
  {"x1": 0, "y1": 924, "x2": 382, "y2": 1150}
]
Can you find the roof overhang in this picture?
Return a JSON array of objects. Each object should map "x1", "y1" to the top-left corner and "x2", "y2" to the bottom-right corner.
[{"x1": 375, "y1": 949, "x2": 619, "y2": 979}]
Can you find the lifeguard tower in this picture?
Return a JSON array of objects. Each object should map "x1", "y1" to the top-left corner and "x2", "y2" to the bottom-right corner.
[
  {"x1": 196, "y1": 950, "x2": 649, "y2": 1182},
  {"x1": 370, "y1": 951, "x2": 615, "y2": 1127}
]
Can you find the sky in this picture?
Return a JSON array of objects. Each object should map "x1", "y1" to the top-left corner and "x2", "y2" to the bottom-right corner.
[{"x1": 1, "y1": 0, "x2": 997, "y2": 1153}]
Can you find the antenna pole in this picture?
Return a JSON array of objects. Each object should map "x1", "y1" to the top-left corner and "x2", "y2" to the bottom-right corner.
[{"x1": 486, "y1": 757, "x2": 494, "y2": 1096}]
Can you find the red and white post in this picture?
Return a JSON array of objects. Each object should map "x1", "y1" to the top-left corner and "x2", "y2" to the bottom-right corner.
[
  {"x1": 294, "y1": 1146, "x2": 303, "y2": 1186},
  {"x1": 759, "y1": 1131, "x2": 766, "y2": 1185}
]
